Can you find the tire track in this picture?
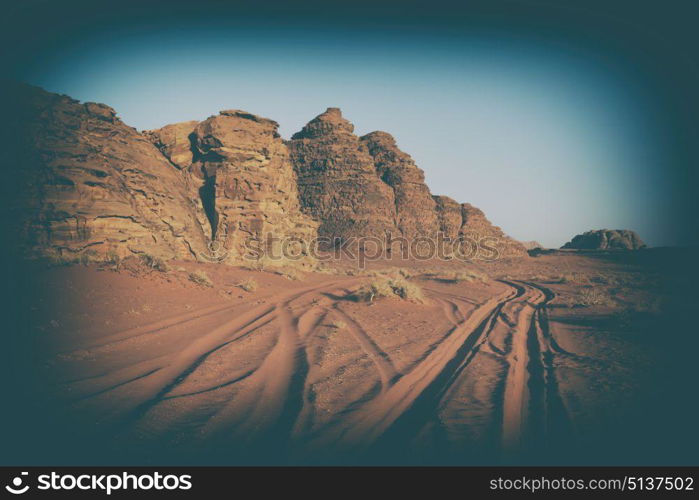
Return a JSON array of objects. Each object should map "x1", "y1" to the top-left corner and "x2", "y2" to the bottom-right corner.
[
  {"x1": 72, "y1": 281, "x2": 353, "y2": 426},
  {"x1": 522, "y1": 281, "x2": 575, "y2": 456},
  {"x1": 331, "y1": 304, "x2": 399, "y2": 389},
  {"x1": 314, "y1": 283, "x2": 521, "y2": 452},
  {"x1": 500, "y1": 283, "x2": 547, "y2": 457}
]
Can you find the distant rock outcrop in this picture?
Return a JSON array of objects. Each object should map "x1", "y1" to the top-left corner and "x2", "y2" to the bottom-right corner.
[{"x1": 561, "y1": 229, "x2": 646, "y2": 250}]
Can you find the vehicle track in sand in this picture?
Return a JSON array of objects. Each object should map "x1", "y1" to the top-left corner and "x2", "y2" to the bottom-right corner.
[
  {"x1": 306, "y1": 281, "x2": 523, "y2": 453},
  {"x1": 64, "y1": 280, "x2": 358, "y2": 421},
  {"x1": 57, "y1": 276, "x2": 573, "y2": 462}
]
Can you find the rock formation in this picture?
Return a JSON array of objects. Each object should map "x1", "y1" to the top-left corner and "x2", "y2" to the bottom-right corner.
[
  {"x1": 4, "y1": 82, "x2": 207, "y2": 262},
  {"x1": 288, "y1": 108, "x2": 398, "y2": 242},
  {"x1": 459, "y1": 203, "x2": 528, "y2": 257},
  {"x1": 433, "y1": 195, "x2": 464, "y2": 239},
  {"x1": 429, "y1": 197, "x2": 528, "y2": 257},
  {"x1": 360, "y1": 131, "x2": 439, "y2": 238},
  {"x1": 561, "y1": 229, "x2": 646, "y2": 250},
  {"x1": 287, "y1": 108, "x2": 525, "y2": 258},
  {"x1": 143, "y1": 121, "x2": 198, "y2": 169},
  {"x1": 7, "y1": 82, "x2": 527, "y2": 264},
  {"x1": 186, "y1": 110, "x2": 317, "y2": 262}
]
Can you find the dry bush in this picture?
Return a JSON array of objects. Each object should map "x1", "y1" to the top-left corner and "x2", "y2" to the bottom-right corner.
[
  {"x1": 352, "y1": 276, "x2": 424, "y2": 303},
  {"x1": 104, "y1": 250, "x2": 122, "y2": 271},
  {"x1": 238, "y1": 278, "x2": 258, "y2": 292},
  {"x1": 359, "y1": 267, "x2": 416, "y2": 279},
  {"x1": 241, "y1": 254, "x2": 316, "y2": 279},
  {"x1": 140, "y1": 253, "x2": 169, "y2": 272},
  {"x1": 189, "y1": 270, "x2": 213, "y2": 287},
  {"x1": 574, "y1": 288, "x2": 617, "y2": 307},
  {"x1": 422, "y1": 268, "x2": 486, "y2": 283},
  {"x1": 559, "y1": 272, "x2": 590, "y2": 285},
  {"x1": 590, "y1": 274, "x2": 622, "y2": 287},
  {"x1": 452, "y1": 269, "x2": 486, "y2": 282},
  {"x1": 43, "y1": 248, "x2": 80, "y2": 267},
  {"x1": 315, "y1": 262, "x2": 340, "y2": 275},
  {"x1": 527, "y1": 273, "x2": 561, "y2": 283},
  {"x1": 328, "y1": 319, "x2": 347, "y2": 330},
  {"x1": 275, "y1": 268, "x2": 302, "y2": 281}
]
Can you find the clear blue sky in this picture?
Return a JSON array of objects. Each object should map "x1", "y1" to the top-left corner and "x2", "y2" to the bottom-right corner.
[{"x1": 19, "y1": 21, "x2": 676, "y2": 248}]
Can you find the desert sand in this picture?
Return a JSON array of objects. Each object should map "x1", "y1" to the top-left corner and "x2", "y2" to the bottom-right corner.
[{"x1": 5, "y1": 248, "x2": 696, "y2": 465}]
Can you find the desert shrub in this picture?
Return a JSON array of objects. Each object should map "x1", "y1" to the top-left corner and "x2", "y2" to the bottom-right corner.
[
  {"x1": 397, "y1": 268, "x2": 415, "y2": 279},
  {"x1": 315, "y1": 262, "x2": 339, "y2": 274},
  {"x1": 329, "y1": 319, "x2": 347, "y2": 330},
  {"x1": 104, "y1": 250, "x2": 122, "y2": 271},
  {"x1": 238, "y1": 278, "x2": 258, "y2": 292},
  {"x1": 140, "y1": 253, "x2": 169, "y2": 272},
  {"x1": 527, "y1": 273, "x2": 559, "y2": 283},
  {"x1": 361, "y1": 267, "x2": 411, "y2": 279},
  {"x1": 243, "y1": 253, "x2": 315, "y2": 272},
  {"x1": 392, "y1": 278, "x2": 424, "y2": 301},
  {"x1": 590, "y1": 274, "x2": 621, "y2": 286},
  {"x1": 577, "y1": 288, "x2": 617, "y2": 307},
  {"x1": 275, "y1": 268, "x2": 301, "y2": 281},
  {"x1": 423, "y1": 268, "x2": 486, "y2": 283},
  {"x1": 189, "y1": 270, "x2": 213, "y2": 287},
  {"x1": 559, "y1": 272, "x2": 590, "y2": 285},
  {"x1": 452, "y1": 269, "x2": 486, "y2": 282},
  {"x1": 43, "y1": 248, "x2": 79, "y2": 267},
  {"x1": 352, "y1": 276, "x2": 423, "y2": 303}
]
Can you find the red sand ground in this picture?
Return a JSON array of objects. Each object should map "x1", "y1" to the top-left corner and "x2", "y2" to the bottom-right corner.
[{"x1": 4, "y1": 250, "x2": 697, "y2": 465}]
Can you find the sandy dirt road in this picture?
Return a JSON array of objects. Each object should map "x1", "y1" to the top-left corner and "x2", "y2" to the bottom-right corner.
[{"x1": 44, "y1": 274, "x2": 580, "y2": 464}]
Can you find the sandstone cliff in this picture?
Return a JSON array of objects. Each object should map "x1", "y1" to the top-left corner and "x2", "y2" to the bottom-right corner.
[
  {"x1": 7, "y1": 83, "x2": 527, "y2": 264},
  {"x1": 187, "y1": 110, "x2": 317, "y2": 262},
  {"x1": 460, "y1": 203, "x2": 528, "y2": 257},
  {"x1": 5, "y1": 82, "x2": 207, "y2": 262},
  {"x1": 360, "y1": 131, "x2": 439, "y2": 239},
  {"x1": 287, "y1": 108, "x2": 525, "y2": 258},
  {"x1": 143, "y1": 121, "x2": 198, "y2": 169},
  {"x1": 287, "y1": 108, "x2": 398, "y2": 242}
]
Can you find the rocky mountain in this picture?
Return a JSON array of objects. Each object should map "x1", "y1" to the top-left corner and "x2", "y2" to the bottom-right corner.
[
  {"x1": 6, "y1": 83, "x2": 526, "y2": 264},
  {"x1": 287, "y1": 108, "x2": 398, "y2": 242},
  {"x1": 359, "y1": 130, "x2": 440, "y2": 239},
  {"x1": 152, "y1": 110, "x2": 318, "y2": 263},
  {"x1": 287, "y1": 108, "x2": 526, "y2": 257},
  {"x1": 459, "y1": 203, "x2": 528, "y2": 257},
  {"x1": 561, "y1": 229, "x2": 646, "y2": 250},
  {"x1": 4, "y1": 81, "x2": 208, "y2": 263},
  {"x1": 143, "y1": 121, "x2": 198, "y2": 169}
]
